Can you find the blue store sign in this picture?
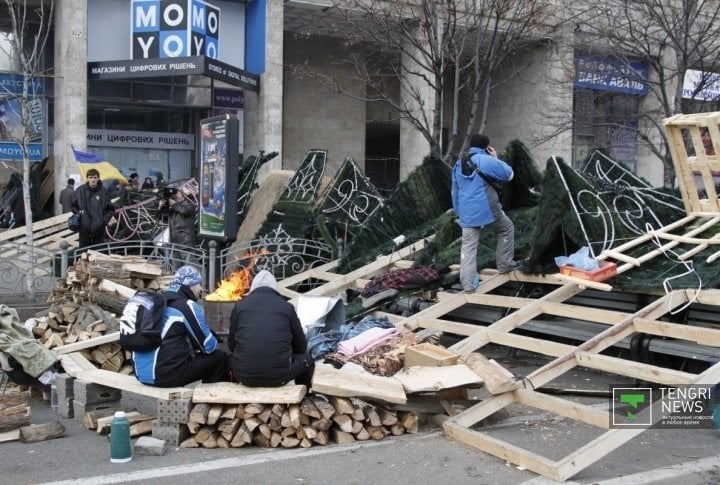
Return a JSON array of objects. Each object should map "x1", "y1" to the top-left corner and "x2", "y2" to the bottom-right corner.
[{"x1": 574, "y1": 54, "x2": 649, "y2": 95}]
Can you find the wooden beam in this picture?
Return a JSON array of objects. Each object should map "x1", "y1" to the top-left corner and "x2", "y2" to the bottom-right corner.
[
  {"x1": 443, "y1": 421, "x2": 561, "y2": 481},
  {"x1": 514, "y1": 389, "x2": 609, "y2": 429},
  {"x1": 74, "y1": 369, "x2": 193, "y2": 400},
  {"x1": 311, "y1": 365, "x2": 406, "y2": 405},
  {"x1": 192, "y1": 382, "x2": 306, "y2": 404},
  {"x1": 394, "y1": 365, "x2": 482, "y2": 394},
  {"x1": 54, "y1": 332, "x2": 120, "y2": 355},
  {"x1": 633, "y1": 317, "x2": 720, "y2": 346},
  {"x1": 58, "y1": 352, "x2": 97, "y2": 377}
]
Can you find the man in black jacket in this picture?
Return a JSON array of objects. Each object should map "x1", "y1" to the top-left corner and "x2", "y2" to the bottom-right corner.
[
  {"x1": 71, "y1": 169, "x2": 115, "y2": 249},
  {"x1": 228, "y1": 270, "x2": 314, "y2": 387}
]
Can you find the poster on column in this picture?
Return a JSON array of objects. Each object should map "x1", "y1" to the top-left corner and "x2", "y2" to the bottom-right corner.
[
  {"x1": 0, "y1": 73, "x2": 44, "y2": 161},
  {"x1": 198, "y1": 114, "x2": 239, "y2": 241}
]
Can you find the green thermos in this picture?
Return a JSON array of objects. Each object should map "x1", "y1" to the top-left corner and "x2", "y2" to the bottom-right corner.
[{"x1": 110, "y1": 411, "x2": 132, "y2": 463}]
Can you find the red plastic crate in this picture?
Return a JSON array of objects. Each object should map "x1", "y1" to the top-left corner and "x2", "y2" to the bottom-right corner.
[{"x1": 559, "y1": 261, "x2": 617, "y2": 282}]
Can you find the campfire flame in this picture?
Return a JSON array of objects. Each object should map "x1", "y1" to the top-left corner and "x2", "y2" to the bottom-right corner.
[{"x1": 205, "y1": 249, "x2": 268, "y2": 301}]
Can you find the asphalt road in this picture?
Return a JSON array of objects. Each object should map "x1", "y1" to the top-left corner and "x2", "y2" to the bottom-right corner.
[{"x1": 2, "y1": 385, "x2": 719, "y2": 485}]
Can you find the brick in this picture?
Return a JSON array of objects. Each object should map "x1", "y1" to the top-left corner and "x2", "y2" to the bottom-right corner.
[
  {"x1": 157, "y1": 398, "x2": 193, "y2": 424},
  {"x1": 73, "y1": 380, "x2": 122, "y2": 404},
  {"x1": 72, "y1": 399, "x2": 121, "y2": 424},
  {"x1": 152, "y1": 421, "x2": 189, "y2": 447},
  {"x1": 58, "y1": 396, "x2": 74, "y2": 418},
  {"x1": 55, "y1": 373, "x2": 75, "y2": 400},
  {"x1": 134, "y1": 436, "x2": 168, "y2": 456}
]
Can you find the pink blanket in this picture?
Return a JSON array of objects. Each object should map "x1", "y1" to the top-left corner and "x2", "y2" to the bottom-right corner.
[{"x1": 337, "y1": 327, "x2": 399, "y2": 357}]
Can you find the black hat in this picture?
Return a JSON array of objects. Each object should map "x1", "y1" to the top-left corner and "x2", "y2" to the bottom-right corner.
[{"x1": 470, "y1": 134, "x2": 490, "y2": 149}]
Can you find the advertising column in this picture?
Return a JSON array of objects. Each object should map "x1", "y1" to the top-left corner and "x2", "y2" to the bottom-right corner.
[{"x1": 198, "y1": 114, "x2": 239, "y2": 241}]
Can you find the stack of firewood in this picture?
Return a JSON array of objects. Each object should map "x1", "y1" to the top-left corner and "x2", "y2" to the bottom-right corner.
[
  {"x1": 0, "y1": 392, "x2": 65, "y2": 443},
  {"x1": 181, "y1": 394, "x2": 417, "y2": 449},
  {"x1": 27, "y1": 251, "x2": 171, "y2": 372}
]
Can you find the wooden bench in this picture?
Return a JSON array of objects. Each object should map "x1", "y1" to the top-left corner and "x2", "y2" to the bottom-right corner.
[{"x1": 59, "y1": 352, "x2": 193, "y2": 400}]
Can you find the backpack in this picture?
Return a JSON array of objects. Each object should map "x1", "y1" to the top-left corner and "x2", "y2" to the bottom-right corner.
[
  {"x1": 119, "y1": 292, "x2": 167, "y2": 352},
  {"x1": 461, "y1": 153, "x2": 505, "y2": 199}
]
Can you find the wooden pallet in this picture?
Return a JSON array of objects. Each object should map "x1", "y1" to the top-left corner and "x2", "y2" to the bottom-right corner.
[
  {"x1": 664, "y1": 112, "x2": 720, "y2": 213},
  {"x1": 275, "y1": 214, "x2": 720, "y2": 481}
]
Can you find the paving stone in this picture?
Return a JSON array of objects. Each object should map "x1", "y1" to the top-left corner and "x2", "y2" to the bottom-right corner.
[{"x1": 134, "y1": 436, "x2": 168, "y2": 456}]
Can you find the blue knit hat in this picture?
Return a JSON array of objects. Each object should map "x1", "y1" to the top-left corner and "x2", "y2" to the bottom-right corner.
[{"x1": 172, "y1": 266, "x2": 202, "y2": 287}]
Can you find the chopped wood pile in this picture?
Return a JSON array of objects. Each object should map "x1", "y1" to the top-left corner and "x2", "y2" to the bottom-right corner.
[
  {"x1": 0, "y1": 391, "x2": 65, "y2": 443},
  {"x1": 29, "y1": 251, "x2": 170, "y2": 373},
  {"x1": 180, "y1": 394, "x2": 417, "y2": 449}
]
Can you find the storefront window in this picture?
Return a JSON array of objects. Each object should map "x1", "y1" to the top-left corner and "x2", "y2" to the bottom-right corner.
[{"x1": 572, "y1": 53, "x2": 647, "y2": 172}]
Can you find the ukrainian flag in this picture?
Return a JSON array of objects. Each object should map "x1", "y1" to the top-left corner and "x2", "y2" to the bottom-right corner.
[{"x1": 72, "y1": 146, "x2": 128, "y2": 184}]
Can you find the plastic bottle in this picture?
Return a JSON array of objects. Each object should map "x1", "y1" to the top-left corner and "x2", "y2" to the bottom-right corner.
[
  {"x1": 110, "y1": 411, "x2": 132, "y2": 463},
  {"x1": 50, "y1": 384, "x2": 58, "y2": 412}
]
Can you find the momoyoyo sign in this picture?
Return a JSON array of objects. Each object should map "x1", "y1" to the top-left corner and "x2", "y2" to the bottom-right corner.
[{"x1": 131, "y1": 0, "x2": 220, "y2": 59}]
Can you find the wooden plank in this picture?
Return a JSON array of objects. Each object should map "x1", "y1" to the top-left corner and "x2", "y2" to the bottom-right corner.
[
  {"x1": 460, "y1": 353, "x2": 520, "y2": 394},
  {"x1": 552, "y1": 273, "x2": 614, "y2": 291},
  {"x1": 449, "y1": 283, "x2": 584, "y2": 355},
  {"x1": 97, "y1": 279, "x2": 136, "y2": 299},
  {"x1": 633, "y1": 317, "x2": 720, "y2": 346},
  {"x1": 574, "y1": 351, "x2": 696, "y2": 385},
  {"x1": 311, "y1": 365, "x2": 406, "y2": 405},
  {"x1": 191, "y1": 382, "x2": 307, "y2": 404},
  {"x1": 291, "y1": 237, "x2": 432, "y2": 304},
  {"x1": 443, "y1": 421, "x2": 561, "y2": 481},
  {"x1": 54, "y1": 332, "x2": 120, "y2": 355},
  {"x1": 515, "y1": 389, "x2": 609, "y2": 429},
  {"x1": 394, "y1": 365, "x2": 482, "y2": 394},
  {"x1": 74, "y1": 368, "x2": 193, "y2": 400},
  {"x1": 59, "y1": 352, "x2": 98, "y2": 377},
  {"x1": 0, "y1": 429, "x2": 20, "y2": 443}
]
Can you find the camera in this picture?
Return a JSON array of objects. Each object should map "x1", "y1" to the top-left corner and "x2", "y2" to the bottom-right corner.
[{"x1": 158, "y1": 186, "x2": 178, "y2": 201}]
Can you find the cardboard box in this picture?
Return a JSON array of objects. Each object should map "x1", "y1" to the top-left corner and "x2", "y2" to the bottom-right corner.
[
  {"x1": 559, "y1": 261, "x2": 617, "y2": 282},
  {"x1": 404, "y1": 343, "x2": 459, "y2": 369}
]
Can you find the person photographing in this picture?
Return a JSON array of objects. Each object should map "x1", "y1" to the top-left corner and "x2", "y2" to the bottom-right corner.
[{"x1": 451, "y1": 134, "x2": 518, "y2": 293}]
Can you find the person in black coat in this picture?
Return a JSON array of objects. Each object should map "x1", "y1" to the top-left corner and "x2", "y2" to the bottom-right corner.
[
  {"x1": 228, "y1": 270, "x2": 314, "y2": 387},
  {"x1": 71, "y1": 168, "x2": 115, "y2": 249}
]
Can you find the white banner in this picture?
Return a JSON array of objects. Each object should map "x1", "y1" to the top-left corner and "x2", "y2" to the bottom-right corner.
[{"x1": 683, "y1": 69, "x2": 720, "y2": 101}]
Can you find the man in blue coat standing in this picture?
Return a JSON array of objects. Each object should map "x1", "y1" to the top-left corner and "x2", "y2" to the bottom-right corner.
[{"x1": 452, "y1": 134, "x2": 517, "y2": 293}]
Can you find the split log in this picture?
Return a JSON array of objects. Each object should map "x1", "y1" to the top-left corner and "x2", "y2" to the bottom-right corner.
[
  {"x1": 19, "y1": 422, "x2": 66, "y2": 443},
  {"x1": 331, "y1": 429, "x2": 355, "y2": 444},
  {"x1": 206, "y1": 404, "x2": 224, "y2": 426},
  {"x1": 217, "y1": 418, "x2": 241, "y2": 440},
  {"x1": 194, "y1": 426, "x2": 215, "y2": 444},
  {"x1": 332, "y1": 414, "x2": 354, "y2": 433},
  {"x1": 203, "y1": 431, "x2": 219, "y2": 448},
  {"x1": 129, "y1": 419, "x2": 154, "y2": 437},
  {"x1": 281, "y1": 436, "x2": 300, "y2": 448},
  {"x1": 270, "y1": 431, "x2": 282, "y2": 448},
  {"x1": 187, "y1": 421, "x2": 203, "y2": 434},
  {"x1": 329, "y1": 396, "x2": 354, "y2": 415},
  {"x1": 180, "y1": 437, "x2": 199, "y2": 448},
  {"x1": 230, "y1": 424, "x2": 252, "y2": 447},
  {"x1": 300, "y1": 397, "x2": 321, "y2": 419},
  {"x1": 0, "y1": 408, "x2": 31, "y2": 433},
  {"x1": 312, "y1": 430, "x2": 329, "y2": 445},
  {"x1": 189, "y1": 403, "x2": 211, "y2": 424},
  {"x1": 299, "y1": 437, "x2": 312, "y2": 448},
  {"x1": 310, "y1": 396, "x2": 336, "y2": 419},
  {"x1": 216, "y1": 436, "x2": 230, "y2": 448},
  {"x1": 244, "y1": 416, "x2": 262, "y2": 432}
]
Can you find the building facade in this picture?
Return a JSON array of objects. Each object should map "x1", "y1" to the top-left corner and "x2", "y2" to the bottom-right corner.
[{"x1": 5, "y1": 0, "x2": 718, "y2": 211}]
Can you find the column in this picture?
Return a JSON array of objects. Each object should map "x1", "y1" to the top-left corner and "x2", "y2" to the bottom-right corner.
[
  {"x1": 244, "y1": 0, "x2": 284, "y2": 178},
  {"x1": 53, "y1": 0, "x2": 87, "y2": 213},
  {"x1": 398, "y1": 25, "x2": 435, "y2": 183}
]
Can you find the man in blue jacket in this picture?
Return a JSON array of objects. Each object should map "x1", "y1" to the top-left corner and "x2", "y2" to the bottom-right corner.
[
  {"x1": 452, "y1": 134, "x2": 517, "y2": 293},
  {"x1": 228, "y1": 270, "x2": 314, "y2": 387},
  {"x1": 132, "y1": 266, "x2": 227, "y2": 387}
]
